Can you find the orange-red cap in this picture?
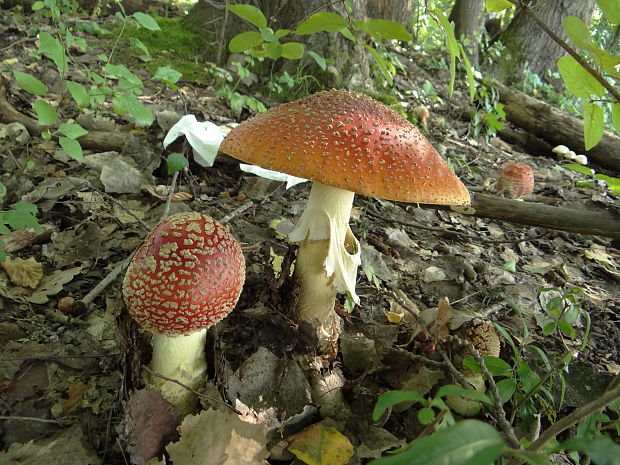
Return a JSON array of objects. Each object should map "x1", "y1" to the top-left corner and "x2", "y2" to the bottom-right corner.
[{"x1": 220, "y1": 89, "x2": 470, "y2": 205}]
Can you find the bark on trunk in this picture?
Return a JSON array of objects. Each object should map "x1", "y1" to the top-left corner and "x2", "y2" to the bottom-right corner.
[
  {"x1": 494, "y1": 0, "x2": 596, "y2": 84},
  {"x1": 448, "y1": 0, "x2": 485, "y2": 65},
  {"x1": 496, "y1": 82, "x2": 620, "y2": 172}
]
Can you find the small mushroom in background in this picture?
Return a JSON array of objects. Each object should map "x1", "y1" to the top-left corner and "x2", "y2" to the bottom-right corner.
[
  {"x1": 552, "y1": 144, "x2": 570, "y2": 160},
  {"x1": 445, "y1": 322, "x2": 501, "y2": 416},
  {"x1": 495, "y1": 161, "x2": 534, "y2": 200},
  {"x1": 574, "y1": 154, "x2": 588, "y2": 165},
  {"x1": 220, "y1": 89, "x2": 470, "y2": 348},
  {"x1": 122, "y1": 212, "x2": 245, "y2": 412}
]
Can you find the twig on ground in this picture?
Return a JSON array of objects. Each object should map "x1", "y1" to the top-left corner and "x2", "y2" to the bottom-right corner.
[
  {"x1": 91, "y1": 186, "x2": 150, "y2": 231},
  {"x1": 160, "y1": 171, "x2": 179, "y2": 221},
  {"x1": 219, "y1": 200, "x2": 253, "y2": 224},
  {"x1": 142, "y1": 365, "x2": 240, "y2": 413}
]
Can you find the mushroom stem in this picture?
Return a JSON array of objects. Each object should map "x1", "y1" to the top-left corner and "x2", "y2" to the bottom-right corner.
[
  {"x1": 289, "y1": 183, "x2": 361, "y2": 344},
  {"x1": 145, "y1": 329, "x2": 207, "y2": 411}
]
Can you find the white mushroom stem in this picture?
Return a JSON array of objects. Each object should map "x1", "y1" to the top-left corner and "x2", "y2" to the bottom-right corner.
[
  {"x1": 145, "y1": 329, "x2": 207, "y2": 412},
  {"x1": 288, "y1": 183, "x2": 361, "y2": 343}
]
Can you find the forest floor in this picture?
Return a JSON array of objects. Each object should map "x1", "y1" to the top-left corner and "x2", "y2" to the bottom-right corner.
[{"x1": 1, "y1": 10, "x2": 620, "y2": 465}]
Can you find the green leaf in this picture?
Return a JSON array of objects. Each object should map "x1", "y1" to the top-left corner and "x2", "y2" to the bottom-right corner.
[
  {"x1": 558, "y1": 319, "x2": 576, "y2": 339},
  {"x1": 485, "y1": 0, "x2": 513, "y2": 13},
  {"x1": 364, "y1": 43, "x2": 394, "y2": 86},
  {"x1": 39, "y1": 31, "x2": 67, "y2": 72},
  {"x1": 436, "y1": 384, "x2": 493, "y2": 405},
  {"x1": 418, "y1": 407, "x2": 436, "y2": 425},
  {"x1": 340, "y1": 27, "x2": 355, "y2": 41},
  {"x1": 130, "y1": 37, "x2": 151, "y2": 58},
  {"x1": 590, "y1": 47, "x2": 620, "y2": 71},
  {"x1": 308, "y1": 50, "x2": 327, "y2": 70},
  {"x1": 59, "y1": 137, "x2": 83, "y2": 161},
  {"x1": 66, "y1": 81, "x2": 89, "y2": 106},
  {"x1": 496, "y1": 378, "x2": 517, "y2": 404},
  {"x1": 459, "y1": 43, "x2": 476, "y2": 102},
  {"x1": 34, "y1": 100, "x2": 57, "y2": 126},
  {"x1": 229, "y1": 31, "x2": 263, "y2": 53},
  {"x1": 281, "y1": 42, "x2": 304, "y2": 59},
  {"x1": 562, "y1": 437, "x2": 620, "y2": 465},
  {"x1": 264, "y1": 41, "x2": 283, "y2": 59},
  {"x1": 14, "y1": 201, "x2": 38, "y2": 214},
  {"x1": 483, "y1": 356, "x2": 513, "y2": 377},
  {"x1": 507, "y1": 450, "x2": 552, "y2": 465},
  {"x1": 595, "y1": 173, "x2": 620, "y2": 195},
  {"x1": 132, "y1": 12, "x2": 160, "y2": 31},
  {"x1": 430, "y1": 9, "x2": 457, "y2": 96},
  {"x1": 563, "y1": 163, "x2": 595, "y2": 176},
  {"x1": 166, "y1": 153, "x2": 189, "y2": 175},
  {"x1": 583, "y1": 101, "x2": 604, "y2": 150},
  {"x1": 114, "y1": 94, "x2": 153, "y2": 127},
  {"x1": 563, "y1": 16, "x2": 595, "y2": 50},
  {"x1": 154, "y1": 66, "x2": 182, "y2": 85},
  {"x1": 597, "y1": 0, "x2": 620, "y2": 25},
  {"x1": 104, "y1": 63, "x2": 143, "y2": 87},
  {"x1": 525, "y1": 345, "x2": 551, "y2": 371},
  {"x1": 373, "y1": 390, "x2": 425, "y2": 421},
  {"x1": 557, "y1": 55, "x2": 605, "y2": 97},
  {"x1": 32, "y1": 1, "x2": 45, "y2": 10},
  {"x1": 13, "y1": 71, "x2": 48, "y2": 96},
  {"x1": 369, "y1": 420, "x2": 505, "y2": 465},
  {"x1": 295, "y1": 12, "x2": 347, "y2": 34},
  {"x1": 58, "y1": 123, "x2": 88, "y2": 139},
  {"x1": 260, "y1": 27, "x2": 278, "y2": 42},
  {"x1": 226, "y1": 4, "x2": 267, "y2": 29},
  {"x1": 275, "y1": 29, "x2": 290, "y2": 38},
  {"x1": 365, "y1": 19, "x2": 412, "y2": 41}
]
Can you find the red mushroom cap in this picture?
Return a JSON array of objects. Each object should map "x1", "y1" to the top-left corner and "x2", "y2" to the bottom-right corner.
[
  {"x1": 220, "y1": 89, "x2": 470, "y2": 205},
  {"x1": 122, "y1": 212, "x2": 245, "y2": 336},
  {"x1": 496, "y1": 162, "x2": 534, "y2": 199}
]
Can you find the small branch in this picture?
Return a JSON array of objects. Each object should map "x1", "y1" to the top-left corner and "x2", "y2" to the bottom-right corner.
[
  {"x1": 160, "y1": 171, "x2": 179, "y2": 221},
  {"x1": 141, "y1": 365, "x2": 239, "y2": 413},
  {"x1": 446, "y1": 335, "x2": 522, "y2": 450}
]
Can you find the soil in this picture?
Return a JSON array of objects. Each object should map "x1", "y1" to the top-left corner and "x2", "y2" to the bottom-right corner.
[{"x1": 0, "y1": 9, "x2": 619, "y2": 465}]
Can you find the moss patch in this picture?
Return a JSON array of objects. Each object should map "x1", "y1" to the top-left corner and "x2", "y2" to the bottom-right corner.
[{"x1": 107, "y1": 16, "x2": 215, "y2": 84}]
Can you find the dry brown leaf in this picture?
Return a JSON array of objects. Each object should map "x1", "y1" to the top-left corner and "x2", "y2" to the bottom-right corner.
[
  {"x1": 165, "y1": 408, "x2": 268, "y2": 465},
  {"x1": 429, "y1": 297, "x2": 453, "y2": 337},
  {"x1": 1, "y1": 256, "x2": 44, "y2": 288},
  {"x1": 62, "y1": 380, "x2": 88, "y2": 414}
]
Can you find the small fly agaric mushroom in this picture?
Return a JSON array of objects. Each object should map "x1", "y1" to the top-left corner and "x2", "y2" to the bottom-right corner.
[
  {"x1": 122, "y1": 212, "x2": 245, "y2": 411},
  {"x1": 220, "y1": 89, "x2": 469, "y2": 345},
  {"x1": 495, "y1": 161, "x2": 534, "y2": 200}
]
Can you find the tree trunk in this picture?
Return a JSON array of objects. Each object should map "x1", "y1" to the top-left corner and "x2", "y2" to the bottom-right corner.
[
  {"x1": 494, "y1": 0, "x2": 596, "y2": 85},
  {"x1": 496, "y1": 82, "x2": 620, "y2": 173},
  {"x1": 184, "y1": 0, "x2": 412, "y2": 89},
  {"x1": 448, "y1": 0, "x2": 485, "y2": 65}
]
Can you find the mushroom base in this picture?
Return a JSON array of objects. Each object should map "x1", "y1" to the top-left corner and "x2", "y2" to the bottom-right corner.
[
  {"x1": 145, "y1": 329, "x2": 207, "y2": 413},
  {"x1": 294, "y1": 240, "x2": 339, "y2": 344}
]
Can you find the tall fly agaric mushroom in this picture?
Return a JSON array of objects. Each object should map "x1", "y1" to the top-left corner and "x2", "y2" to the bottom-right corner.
[
  {"x1": 122, "y1": 212, "x2": 245, "y2": 411},
  {"x1": 220, "y1": 89, "x2": 469, "y2": 345}
]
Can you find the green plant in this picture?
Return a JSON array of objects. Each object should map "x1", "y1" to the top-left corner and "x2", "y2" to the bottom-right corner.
[
  {"x1": 0, "y1": 201, "x2": 43, "y2": 262},
  {"x1": 470, "y1": 79, "x2": 507, "y2": 140},
  {"x1": 490, "y1": 0, "x2": 620, "y2": 148},
  {"x1": 226, "y1": 3, "x2": 413, "y2": 87},
  {"x1": 13, "y1": 0, "x2": 181, "y2": 160},
  {"x1": 560, "y1": 163, "x2": 620, "y2": 196}
]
